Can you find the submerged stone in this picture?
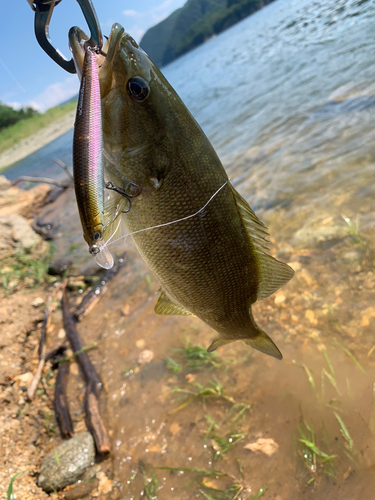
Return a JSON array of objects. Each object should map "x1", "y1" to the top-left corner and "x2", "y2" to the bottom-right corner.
[{"x1": 38, "y1": 432, "x2": 95, "y2": 492}]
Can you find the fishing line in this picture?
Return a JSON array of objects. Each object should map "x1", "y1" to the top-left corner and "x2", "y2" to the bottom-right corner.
[{"x1": 106, "y1": 180, "x2": 228, "y2": 249}]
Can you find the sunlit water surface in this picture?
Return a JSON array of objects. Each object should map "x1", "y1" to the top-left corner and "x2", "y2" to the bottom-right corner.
[{"x1": 6, "y1": 0, "x2": 375, "y2": 498}]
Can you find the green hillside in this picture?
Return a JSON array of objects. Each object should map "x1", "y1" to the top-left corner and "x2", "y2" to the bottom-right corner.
[{"x1": 140, "y1": 0, "x2": 277, "y2": 67}]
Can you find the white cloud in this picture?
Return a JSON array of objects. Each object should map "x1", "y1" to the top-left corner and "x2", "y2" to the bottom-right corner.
[
  {"x1": 123, "y1": 9, "x2": 138, "y2": 16},
  {"x1": 26, "y1": 75, "x2": 79, "y2": 112}
]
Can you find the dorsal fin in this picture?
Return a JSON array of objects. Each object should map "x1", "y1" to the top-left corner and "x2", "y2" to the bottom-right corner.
[
  {"x1": 154, "y1": 290, "x2": 195, "y2": 316},
  {"x1": 230, "y1": 184, "x2": 294, "y2": 300}
]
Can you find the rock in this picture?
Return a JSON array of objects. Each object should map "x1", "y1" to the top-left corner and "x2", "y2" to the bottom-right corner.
[
  {"x1": 96, "y1": 471, "x2": 113, "y2": 495},
  {"x1": 244, "y1": 437, "x2": 279, "y2": 456},
  {"x1": 32, "y1": 297, "x2": 45, "y2": 308},
  {"x1": 38, "y1": 432, "x2": 95, "y2": 492},
  {"x1": 292, "y1": 224, "x2": 345, "y2": 249},
  {"x1": 63, "y1": 465, "x2": 101, "y2": 500},
  {"x1": 58, "y1": 328, "x2": 66, "y2": 339},
  {"x1": 138, "y1": 349, "x2": 154, "y2": 365},
  {"x1": 0, "y1": 214, "x2": 49, "y2": 257},
  {"x1": 343, "y1": 250, "x2": 362, "y2": 262},
  {"x1": 15, "y1": 372, "x2": 34, "y2": 384},
  {"x1": 48, "y1": 257, "x2": 72, "y2": 276},
  {"x1": 0, "y1": 184, "x2": 51, "y2": 217},
  {"x1": 0, "y1": 175, "x2": 11, "y2": 189},
  {"x1": 274, "y1": 294, "x2": 286, "y2": 305}
]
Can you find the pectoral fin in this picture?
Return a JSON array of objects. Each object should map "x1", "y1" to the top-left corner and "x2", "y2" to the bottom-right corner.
[{"x1": 154, "y1": 291, "x2": 195, "y2": 316}]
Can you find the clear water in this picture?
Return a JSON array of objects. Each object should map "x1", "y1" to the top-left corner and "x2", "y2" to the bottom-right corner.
[{"x1": 6, "y1": 0, "x2": 375, "y2": 498}]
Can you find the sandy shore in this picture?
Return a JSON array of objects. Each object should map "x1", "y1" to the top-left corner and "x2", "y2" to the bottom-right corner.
[{"x1": 0, "y1": 110, "x2": 75, "y2": 171}]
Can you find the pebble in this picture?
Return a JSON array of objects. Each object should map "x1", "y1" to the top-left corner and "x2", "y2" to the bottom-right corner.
[
  {"x1": 135, "y1": 338, "x2": 146, "y2": 349},
  {"x1": 138, "y1": 349, "x2": 154, "y2": 365},
  {"x1": 244, "y1": 437, "x2": 279, "y2": 456},
  {"x1": 15, "y1": 371, "x2": 33, "y2": 384},
  {"x1": 274, "y1": 294, "x2": 286, "y2": 305},
  {"x1": 58, "y1": 328, "x2": 66, "y2": 339},
  {"x1": 38, "y1": 432, "x2": 95, "y2": 492},
  {"x1": 31, "y1": 297, "x2": 45, "y2": 308}
]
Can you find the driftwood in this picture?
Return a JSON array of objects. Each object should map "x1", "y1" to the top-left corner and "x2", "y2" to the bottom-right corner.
[
  {"x1": 74, "y1": 253, "x2": 127, "y2": 321},
  {"x1": 62, "y1": 286, "x2": 110, "y2": 454},
  {"x1": 27, "y1": 296, "x2": 52, "y2": 401},
  {"x1": 55, "y1": 361, "x2": 74, "y2": 438},
  {"x1": 11, "y1": 176, "x2": 68, "y2": 188}
]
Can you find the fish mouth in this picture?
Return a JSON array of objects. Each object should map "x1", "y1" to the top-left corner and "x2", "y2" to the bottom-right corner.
[{"x1": 68, "y1": 23, "x2": 125, "y2": 81}]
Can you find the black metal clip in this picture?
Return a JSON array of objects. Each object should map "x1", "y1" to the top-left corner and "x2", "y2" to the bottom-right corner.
[{"x1": 27, "y1": 0, "x2": 102, "y2": 73}]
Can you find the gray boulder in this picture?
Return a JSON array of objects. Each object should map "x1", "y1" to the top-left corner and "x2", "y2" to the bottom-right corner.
[{"x1": 38, "y1": 432, "x2": 96, "y2": 492}]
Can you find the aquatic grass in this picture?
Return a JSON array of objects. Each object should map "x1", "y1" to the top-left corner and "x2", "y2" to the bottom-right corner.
[
  {"x1": 58, "y1": 342, "x2": 98, "y2": 364},
  {"x1": 205, "y1": 414, "x2": 220, "y2": 438},
  {"x1": 251, "y1": 486, "x2": 268, "y2": 499},
  {"x1": 199, "y1": 482, "x2": 244, "y2": 499},
  {"x1": 7, "y1": 472, "x2": 22, "y2": 500},
  {"x1": 322, "y1": 368, "x2": 341, "y2": 396},
  {"x1": 334, "y1": 412, "x2": 355, "y2": 460},
  {"x1": 165, "y1": 356, "x2": 182, "y2": 375},
  {"x1": 174, "y1": 338, "x2": 223, "y2": 371},
  {"x1": 54, "y1": 448, "x2": 60, "y2": 467},
  {"x1": 169, "y1": 378, "x2": 235, "y2": 414},
  {"x1": 341, "y1": 214, "x2": 367, "y2": 246},
  {"x1": 211, "y1": 433, "x2": 246, "y2": 463},
  {"x1": 224, "y1": 403, "x2": 251, "y2": 425},
  {"x1": 291, "y1": 361, "x2": 316, "y2": 393},
  {"x1": 297, "y1": 417, "x2": 336, "y2": 484},
  {"x1": 139, "y1": 460, "x2": 158, "y2": 500},
  {"x1": 335, "y1": 340, "x2": 365, "y2": 374}
]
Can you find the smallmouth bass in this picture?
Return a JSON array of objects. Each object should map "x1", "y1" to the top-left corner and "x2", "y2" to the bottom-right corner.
[{"x1": 69, "y1": 24, "x2": 294, "y2": 359}]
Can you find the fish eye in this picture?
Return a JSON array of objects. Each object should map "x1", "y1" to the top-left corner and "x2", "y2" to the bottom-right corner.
[
  {"x1": 93, "y1": 231, "x2": 101, "y2": 241},
  {"x1": 126, "y1": 76, "x2": 149, "y2": 101}
]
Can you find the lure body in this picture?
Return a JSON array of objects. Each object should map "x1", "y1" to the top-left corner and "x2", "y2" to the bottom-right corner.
[{"x1": 73, "y1": 47, "x2": 113, "y2": 268}]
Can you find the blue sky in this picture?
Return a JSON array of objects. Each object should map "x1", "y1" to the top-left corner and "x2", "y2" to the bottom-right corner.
[{"x1": 1, "y1": 0, "x2": 186, "y2": 111}]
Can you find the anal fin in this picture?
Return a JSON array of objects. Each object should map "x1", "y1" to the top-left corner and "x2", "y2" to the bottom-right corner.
[
  {"x1": 154, "y1": 291, "x2": 195, "y2": 316},
  {"x1": 207, "y1": 337, "x2": 233, "y2": 352}
]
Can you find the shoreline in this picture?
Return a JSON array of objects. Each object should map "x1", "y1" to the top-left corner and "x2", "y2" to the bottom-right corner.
[{"x1": 0, "y1": 110, "x2": 75, "y2": 172}]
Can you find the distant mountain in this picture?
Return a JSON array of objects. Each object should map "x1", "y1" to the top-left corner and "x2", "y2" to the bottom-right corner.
[{"x1": 140, "y1": 0, "x2": 277, "y2": 67}]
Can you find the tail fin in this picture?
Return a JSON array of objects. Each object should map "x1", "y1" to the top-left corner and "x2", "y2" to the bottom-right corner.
[
  {"x1": 207, "y1": 329, "x2": 282, "y2": 360},
  {"x1": 242, "y1": 329, "x2": 282, "y2": 360}
]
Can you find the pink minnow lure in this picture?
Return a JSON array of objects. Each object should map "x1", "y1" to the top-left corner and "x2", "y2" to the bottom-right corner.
[{"x1": 73, "y1": 47, "x2": 113, "y2": 269}]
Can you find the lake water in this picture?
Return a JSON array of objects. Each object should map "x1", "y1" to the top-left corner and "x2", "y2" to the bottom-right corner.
[{"x1": 5, "y1": 0, "x2": 375, "y2": 498}]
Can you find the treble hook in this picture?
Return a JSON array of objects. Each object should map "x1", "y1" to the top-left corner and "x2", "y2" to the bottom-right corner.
[
  {"x1": 105, "y1": 181, "x2": 142, "y2": 214},
  {"x1": 27, "y1": 0, "x2": 102, "y2": 73}
]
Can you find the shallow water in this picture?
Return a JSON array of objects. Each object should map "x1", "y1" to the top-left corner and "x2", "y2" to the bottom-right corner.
[{"x1": 7, "y1": 0, "x2": 375, "y2": 498}]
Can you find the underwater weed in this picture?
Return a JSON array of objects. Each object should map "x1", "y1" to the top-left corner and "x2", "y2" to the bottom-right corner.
[
  {"x1": 165, "y1": 356, "x2": 182, "y2": 375},
  {"x1": 335, "y1": 340, "x2": 365, "y2": 374},
  {"x1": 334, "y1": 412, "x2": 355, "y2": 461},
  {"x1": 170, "y1": 378, "x2": 235, "y2": 414},
  {"x1": 211, "y1": 433, "x2": 246, "y2": 463},
  {"x1": 224, "y1": 403, "x2": 252, "y2": 425},
  {"x1": 174, "y1": 337, "x2": 223, "y2": 371},
  {"x1": 341, "y1": 214, "x2": 366, "y2": 246},
  {"x1": 297, "y1": 416, "x2": 336, "y2": 484},
  {"x1": 139, "y1": 460, "x2": 158, "y2": 500},
  {"x1": 7, "y1": 472, "x2": 22, "y2": 500}
]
